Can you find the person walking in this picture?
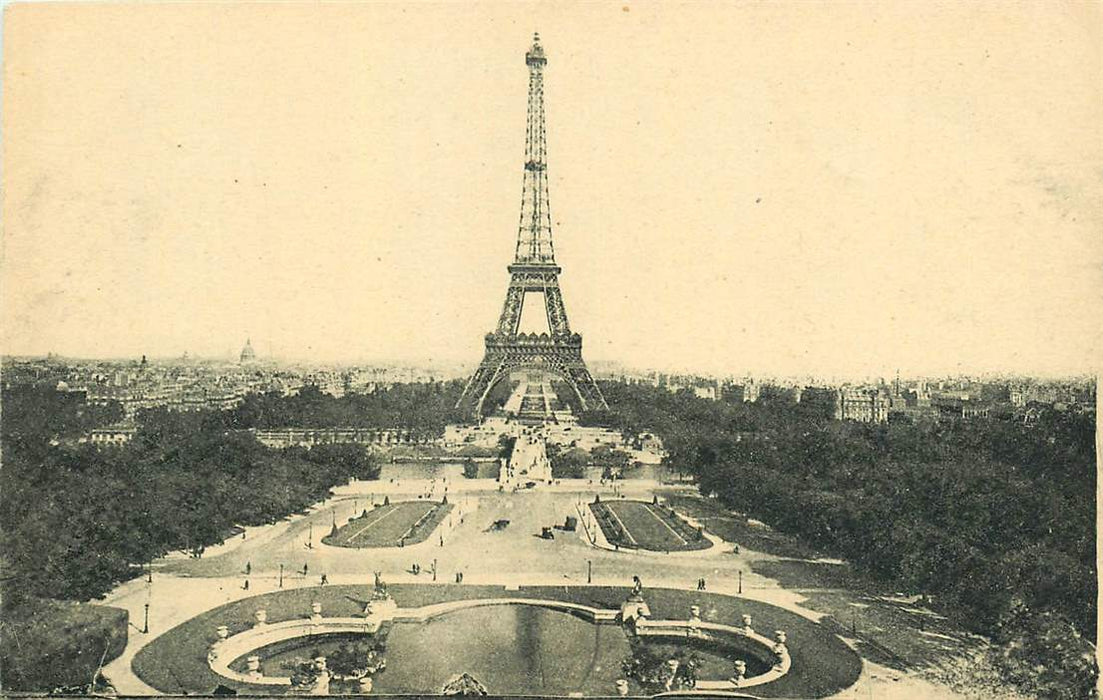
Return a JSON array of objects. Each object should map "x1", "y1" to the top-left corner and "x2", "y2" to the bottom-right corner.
[
  {"x1": 320, "y1": 573, "x2": 328, "y2": 585},
  {"x1": 245, "y1": 562, "x2": 251, "y2": 576}
]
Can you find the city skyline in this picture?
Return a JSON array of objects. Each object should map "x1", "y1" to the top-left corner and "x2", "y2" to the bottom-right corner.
[{"x1": 3, "y1": 3, "x2": 1101, "y2": 378}]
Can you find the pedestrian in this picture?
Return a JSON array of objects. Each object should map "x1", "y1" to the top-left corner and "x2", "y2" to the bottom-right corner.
[
  {"x1": 701, "y1": 578, "x2": 707, "y2": 591},
  {"x1": 303, "y1": 563, "x2": 309, "y2": 576},
  {"x1": 321, "y1": 574, "x2": 328, "y2": 585},
  {"x1": 245, "y1": 562, "x2": 251, "y2": 576},
  {"x1": 459, "y1": 572, "x2": 464, "y2": 583},
  {"x1": 243, "y1": 579, "x2": 249, "y2": 590}
]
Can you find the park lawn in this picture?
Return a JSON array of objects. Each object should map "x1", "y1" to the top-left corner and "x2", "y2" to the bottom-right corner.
[
  {"x1": 133, "y1": 584, "x2": 861, "y2": 698},
  {"x1": 475, "y1": 461, "x2": 501, "y2": 478},
  {"x1": 594, "y1": 500, "x2": 712, "y2": 552},
  {"x1": 0, "y1": 598, "x2": 128, "y2": 692},
  {"x1": 322, "y1": 501, "x2": 452, "y2": 548},
  {"x1": 658, "y1": 492, "x2": 823, "y2": 559}
]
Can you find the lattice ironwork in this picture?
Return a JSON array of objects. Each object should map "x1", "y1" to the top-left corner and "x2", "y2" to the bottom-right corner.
[{"x1": 458, "y1": 34, "x2": 607, "y2": 416}]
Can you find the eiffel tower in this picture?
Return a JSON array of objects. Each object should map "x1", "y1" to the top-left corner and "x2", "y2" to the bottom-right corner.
[{"x1": 457, "y1": 34, "x2": 607, "y2": 417}]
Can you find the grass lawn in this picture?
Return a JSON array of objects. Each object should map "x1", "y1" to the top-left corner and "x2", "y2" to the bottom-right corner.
[
  {"x1": 474, "y1": 461, "x2": 501, "y2": 478},
  {"x1": 322, "y1": 501, "x2": 453, "y2": 548},
  {"x1": 591, "y1": 500, "x2": 712, "y2": 552},
  {"x1": 0, "y1": 598, "x2": 128, "y2": 692},
  {"x1": 659, "y1": 492, "x2": 824, "y2": 559},
  {"x1": 133, "y1": 584, "x2": 861, "y2": 697}
]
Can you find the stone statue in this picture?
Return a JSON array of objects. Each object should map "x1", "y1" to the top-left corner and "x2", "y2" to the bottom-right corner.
[{"x1": 631, "y1": 575, "x2": 642, "y2": 597}]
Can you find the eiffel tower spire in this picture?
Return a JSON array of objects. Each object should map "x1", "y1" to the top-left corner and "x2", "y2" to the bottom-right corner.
[
  {"x1": 457, "y1": 35, "x2": 607, "y2": 417},
  {"x1": 515, "y1": 33, "x2": 555, "y2": 265}
]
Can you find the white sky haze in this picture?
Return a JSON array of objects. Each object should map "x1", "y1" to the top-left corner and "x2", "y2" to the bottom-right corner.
[{"x1": 3, "y1": 2, "x2": 1101, "y2": 378}]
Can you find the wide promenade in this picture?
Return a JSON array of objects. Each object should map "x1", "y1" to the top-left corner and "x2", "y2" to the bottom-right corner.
[{"x1": 101, "y1": 476, "x2": 967, "y2": 698}]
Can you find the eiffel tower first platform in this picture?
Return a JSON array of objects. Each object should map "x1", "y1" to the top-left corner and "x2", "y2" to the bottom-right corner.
[{"x1": 456, "y1": 34, "x2": 607, "y2": 417}]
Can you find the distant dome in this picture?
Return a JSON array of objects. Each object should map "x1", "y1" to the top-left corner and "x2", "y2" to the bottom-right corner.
[{"x1": 239, "y1": 339, "x2": 256, "y2": 363}]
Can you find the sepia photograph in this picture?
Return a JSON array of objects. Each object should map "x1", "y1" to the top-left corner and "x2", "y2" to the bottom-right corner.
[{"x1": 1, "y1": 2, "x2": 1100, "y2": 699}]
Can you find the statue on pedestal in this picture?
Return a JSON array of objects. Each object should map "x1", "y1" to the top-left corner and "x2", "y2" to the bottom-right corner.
[
  {"x1": 621, "y1": 575, "x2": 650, "y2": 625},
  {"x1": 373, "y1": 571, "x2": 388, "y2": 598}
]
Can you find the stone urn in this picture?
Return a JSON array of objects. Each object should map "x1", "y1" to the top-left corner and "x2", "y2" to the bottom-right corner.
[
  {"x1": 359, "y1": 676, "x2": 373, "y2": 693},
  {"x1": 246, "y1": 655, "x2": 262, "y2": 681},
  {"x1": 774, "y1": 630, "x2": 789, "y2": 657},
  {"x1": 689, "y1": 605, "x2": 701, "y2": 621},
  {"x1": 741, "y1": 614, "x2": 753, "y2": 634},
  {"x1": 254, "y1": 608, "x2": 267, "y2": 626},
  {"x1": 216, "y1": 624, "x2": 230, "y2": 640},
  {"x1": 731, "y1": 659, "x2": 747, "y2": 685},
  {"x1": 615, "y1": 679, "x2": 629, "y2": 696},
  {"x1": 311, "y1": 601, "x2": 323, "y2": 622}
]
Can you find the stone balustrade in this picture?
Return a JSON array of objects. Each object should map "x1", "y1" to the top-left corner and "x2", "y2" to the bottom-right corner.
[
  {"x1": 633, "y1": 617, "x2": 791, "y2": 690},
  {"x1": 208, "y1": 617, "x2": 382, "y2": 686},
  {"x1": 206, "y1": 597, "x2": 789, "y2": 691}
]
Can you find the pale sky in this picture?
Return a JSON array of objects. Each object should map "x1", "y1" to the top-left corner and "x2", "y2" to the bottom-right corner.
[{"x1": 3, "y1": 2, "x2": 1101, "y2": 378}]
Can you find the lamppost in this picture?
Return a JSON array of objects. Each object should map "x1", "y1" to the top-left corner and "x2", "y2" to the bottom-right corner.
[
  {"x1": 738, "y1": 570, "x2": 743, "y2": 595},
  {"x1": 279, "y1": 564, "x2": 284, "y2": 588},
  {"x1": 147, "y1": 559, "x2": 152, "y2": 583},
  {"x1": 143, "y1": 603, "x2": 150, "y2": 634},
  {"x1": 432, "y1": 559, "x2": 438, "y2": 582},
  {"x1": 587, "y1": 560, "x2": 592, "y2": 584}
]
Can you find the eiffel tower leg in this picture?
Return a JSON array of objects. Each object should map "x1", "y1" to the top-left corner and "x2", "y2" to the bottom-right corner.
[
  {"x1": 456, "y1": 361, "x2": 498, "y2": 414},
  {"x1": 496, "y1": 286, "x2": 525, "y2": 335},
  {"x1": 543, "y1": 286, "x2": 570, "y2": 336},
  {"x1": 565, "y1": 366, "x2": 608, "y2": 411}
]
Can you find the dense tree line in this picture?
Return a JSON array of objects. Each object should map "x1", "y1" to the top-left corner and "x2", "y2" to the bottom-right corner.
[
  {"x1": 227, "y1": 381, "x2": 468, "y2": 438},
  {"x1": 546, "y1": 443, "x2": 635, "y2": 479},
  {"x1": 1, "y1": 387, "x2": 379, "y2": 605},
  {"x1": 547, "y1": 443, "x2": 588, "y2": 478},
  {"x1": 588, "y1": 380, "x2": 1096, "y2": 696}
]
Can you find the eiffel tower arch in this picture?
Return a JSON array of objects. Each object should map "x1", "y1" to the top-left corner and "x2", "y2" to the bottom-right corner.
[{"x1": 457, "y1": 34, "x2": 607, "y2": 417}]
